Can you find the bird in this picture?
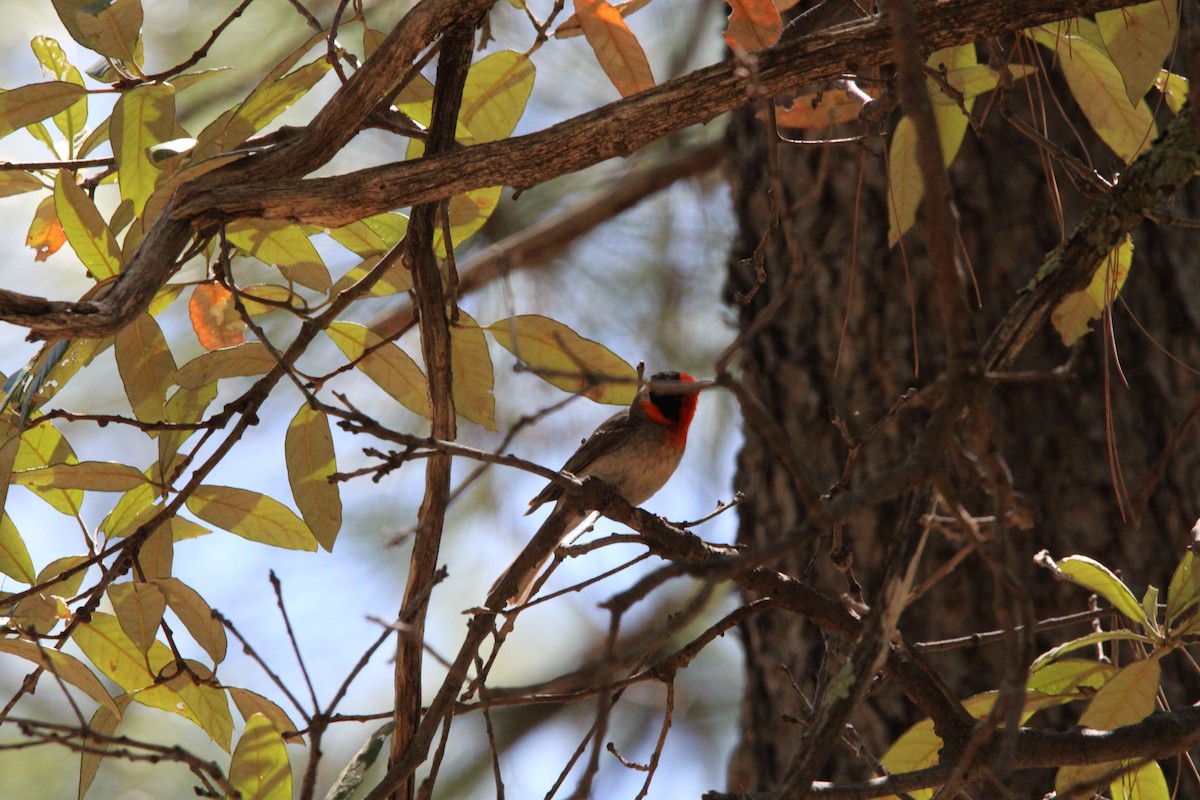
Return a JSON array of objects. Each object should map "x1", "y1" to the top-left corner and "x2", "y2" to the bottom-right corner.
[{"x1": 492, "y1": 371, "x2": 699, "y2": 608}]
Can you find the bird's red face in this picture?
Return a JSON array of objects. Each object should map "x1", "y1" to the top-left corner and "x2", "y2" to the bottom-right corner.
[{"x1": 639, "y1": 372, "x2": 698, "y2": 447}]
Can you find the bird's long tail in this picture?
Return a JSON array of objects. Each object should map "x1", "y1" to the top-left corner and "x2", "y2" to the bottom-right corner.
[{"x1": 490, "y1": 506, "x2": 597, "y2": 608}]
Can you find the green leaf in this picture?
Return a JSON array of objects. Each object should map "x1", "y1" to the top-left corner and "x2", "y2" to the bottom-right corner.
[
  {"x1": 886, "y1": 115, "x2": 920, "y2": 248},
  {"x1": 111, "y1": 83, "x2": 175, "y2": 216},
  {"x1": 0, "y1": 514, "x2": 36, "y2": 584},
  {"x1": 12, "y1": 461, "x2": 148, "y2": 492},
  {"x1": 326, "y1": 322, "x2": 431, "y2": 417},
  {"x1": 1097, "y1": 0, "x2": 1178, "y2": 104},
  {"x1": 31, "y1": 37, "x2": 88, "y2": 147},
  {"x1": 78, "y1": 694, "x2": 134, "y2": 800},
  {"x1": 78, "y1": 114, "x2": 110, "y2": 157},
  {"x1": 0, "y1": 639, "x2": 120, "y2": 718},
  {"x1": 361, "y1": 212, "x2": 410, "y2": 247},
  {"x1": 1031, "y1": 22, "x2": 1157, "y2": 163},
  {"x1": 186, "y1": 485, "x2": 318, "y2": 551},
  {"x1": 1111, "y1": 759, "x2": 1170, "y2": 800},
  {"x1": 114, "y1": 312, "x2": 178, "y2": 423},
  {"x1": 174, "y1": 342, "x2": 276, "y2": 389},
  {"x1": 1167, "y1": 550, "x2": 1200, "y2": 627},
  {"x1": 1052, "y1": 234, "x2": 1134, "y2": 345},
  {"x1": 152, "y1": 577, "x2": 227, "y2": 665},
  {"x1": 1031, "y1": 629, "x2": 1153, "y2": 670},
  {"x1": 16, "y1": 420, "x2": 84, "y2": 516},
  {"x1": 285, "y1": 404, "x2": 342, "y2": 551},
  {"x1": 1026, "y1": 657, "x2": 1116, "y2": 696},
  {"x1": 226, "y1": 219, "x2": 331, "y2": 292},
  {"x1": 0, "y1": 81, "x2": 87, "y2": 140},
  {"x1": 107, "y1": 581, "x2": 165, "y2": 655},
  {"x1": 486, "y1": 314, "x2": 637, "y2": 404},
  {"x1": 450, "y1": 310, "x2": 496, "y2": 430},
  {"x1": 73, "y1": 0, "x2": 143, "y2": 63},
  {"x1": 230, "y1": 714, "x2": 292, "y2": 800},
  {"x1": 323, "y1": 722, "x2": 394, "y2": 800},
  {"x1": 54, "y1": 169, "x2": 123, "y2": 280},
  {"x1": 1057, "y1": 554, "x2": 1150, "y2": 628},
  {"x1": 228, "y1": 688, "x2": 302, "y2": 743}
]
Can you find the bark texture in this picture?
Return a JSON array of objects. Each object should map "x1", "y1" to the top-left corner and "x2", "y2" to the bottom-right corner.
[{"x1": 724, "y1": 32, "x2": 1200, "y2": 796}]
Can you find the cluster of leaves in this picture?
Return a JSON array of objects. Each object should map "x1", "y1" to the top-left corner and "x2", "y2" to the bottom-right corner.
[{"x1": 882, "y1": 548, "x2": 1200, "y2": 800}]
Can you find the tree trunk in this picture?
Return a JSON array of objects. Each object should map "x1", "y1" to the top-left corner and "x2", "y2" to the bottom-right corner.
[{"x1": 722, "y1": 38, "x2": 1200, "y2": 794}]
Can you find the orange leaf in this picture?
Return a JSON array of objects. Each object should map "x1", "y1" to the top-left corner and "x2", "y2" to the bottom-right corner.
[
  {"x1": 724, "y1": 0, "x2": 783, "y2": 52},
  {"x1": 554, "y1": 0, "x2": 651, "y2": 38},
  {"x1": 774, "y1": 85, "x2": 880, "y2": 129},
  {"x1": 189, "y1": 283, "x2": 246, "y2": 351},
  {"x1": 574, "y1": 0, "x2": 655, "y2": 97},
  {"x1": 26, "y1": 196, "x2": 66, "y2": 262}
]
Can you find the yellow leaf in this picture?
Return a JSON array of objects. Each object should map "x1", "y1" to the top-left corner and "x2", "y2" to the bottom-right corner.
[
  {"x1": 486, "y1": 314, "x2": 637, "y2": 404},
  {"x1": 174, "y1": 342, "x2": 277, "y2": 389},
  {"x1": 0, "y1": 514, "x2": 36, "y2": 584},
  {"x1": 285, "y1": 404, "x2": 342, "y2": 551},
  {"x1": 927, "y1": 45, "x2": 977, "y2": 167},
  {"x1": 433, "y1": 186, "x2": 503, "y2": 257},
  {"x1": 78, "y1": 694, "x2": 134, "y2": 800},
  {"x1": 73, "y1": 0, "x2": 142, "y2": 62},
  {"x1": 12, "y1": 461, "x2": 149, "y2": 492},
  {"x1": 886, "y1": 116, "x2": 921, "y2": 248},
  {"x1": 228, "y1": 688, "x2": 302, "y2": 743},
  {"x1": 30, "y1": 37, "x2": 87, "y2": 145},
  {"x1": 723, "y1": 0, "x2": 783, "y2": 52},
  {"x1": 450, "y1": 310, "x2": 496, "y2": 430},
  {"x1": 0, "y1": 639, "x2": 121, "y2": 718},
  {"x1": 10, "y1": 555, "x2": 89, "y2": 634},
  {"x1": 226, "y1": 219, "x2": 331, "y2": 293},
  {"x1": 0, "y1": 81, "x2": 87, "y2": 140},
  {"x1": 107, "y1": 581, "x2": 166, "y2": 656},
  {"x1": 16, "y1": 420, "x2": 84, "y2": 516},
  {"x1": 110, "y1": 83, "x2": 175, "y2": 216},
  {"x1": 1051, "y1": 234, "x2": 1133, "y2": 345},
  {"x1": 1097, "y1": 0, "x2": 1178, "y2": 104},
  {"x1": 152, "y1": 577, "x2": 227, "y2": 664},
  {"x1": 114, "y1": 312, "x2": 178, "y2": 423},
  {"x1": 329, "y1": 254, "x2": 414, "y2": 298},
  {"x1": 54, "y1": 170, "x2": 123, "y2": 280},
  {"x1": 1154, "y1": 69, "x2": 1188, "y2": 114},
  {"x1": 1031, "y1": 23, "x2": 1157, "y2": 163},
  {"x1": 326, "y1": 322, "x2": 431, "y2": 417},
  {"x1": 186, "y1": 485, "x2": 318, "y2": 551},
  {"x1": 574, "y1": 0, "x2": 655, "y2": 97},
  {"x1": 458, "y1": 51, "x2": 535, "y2": 144},
  {"x1": 230, "y1": 714, "x2": 292, "y2": 800}
]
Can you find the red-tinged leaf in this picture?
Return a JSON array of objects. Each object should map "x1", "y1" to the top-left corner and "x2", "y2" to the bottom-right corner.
[
  {"x1": 186, "y1": 485, "x2": 318, "y2": 551},
  {"x1": 326, "y1": 322, "x2": 431, "y2": 417},
  {"x1": 27, "y1": 196, "x2": 68, "y2": 261},
  {"x1": 486, "y1": 315, "x2": 637, "y2": 404},
  {"x1": 228, "y1": 687, "x2": 303, "y2": 743},
  {"x1": 226, "y1": 219, "x2": 331, "y2": 293},
  {"x1": 107, "y1": 581, "x2": 166, "y2": 656},
  {"x1": 110, "y1": 83, "x2": 175, "y2": 217},
  {"x1": 189, "y1": 283, "x2": 246, "y2": 351},
  {"x1": 0, "y1": 170, "x2": 46, "y2": 199},
  {"x1": 574, "y1": 0, "x2": 655, "y2": 97},
  {"x1": 555, "y1": 0, "x2": 651, "y2": 38},
  {"x1": 73, "y1": 0, "x2": 142, "y2": 62},
  {"x1": 230, "y1": 714, "x2": 292, "y2": 800},
  {"x1": 724, "y1": 0, "x2": 783, "y2": 52},
  {"x1": 152, "y1": 577, "x2": 227, "y2": 664},
  {"x1": 285, "y1": 404, "x2": 342, "y2": 551},
  {"x1": 450, "y1": 310, "x2": 496, "y2": 430},
  {"x1": 78, "y1": 694, "x2": 134, "y2": 800},
  {"x1": 0, "y1": 81, "x2": 87, "y2": 140},
  {"x1": 174, "y1": 342, "x2": 277, "y2": 389},
  {"x1": 54, "y1": 170, "x2": 123, "y2": 280},
  {"x1": 773, "y1": 85, "x2": 880, "y2": 129},
  {"x1": 114, "y1": 312, "x2": 178, "y2": 423},
  {"x1": 11, "y1": 461, "x2": 149, "y2": 492},
  {"x1": 0, "y1": 639, "x2": 121, "y2": 719},
  {"x1": 16, "y1": 421, "x2": 84, "y2": 516},
  {"x1": 0, "y1": 514, "x2": 36, "y2": 584}
]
